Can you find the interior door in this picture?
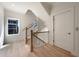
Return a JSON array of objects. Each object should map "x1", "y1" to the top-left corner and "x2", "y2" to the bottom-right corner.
[{"x1": 53, "y1": 8, "x2": 74, "y2": 52}]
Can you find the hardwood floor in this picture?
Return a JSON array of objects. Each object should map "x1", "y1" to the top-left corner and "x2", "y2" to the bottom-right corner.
[
  {"x1": 0, "y1": 40, "x2": 74, "y2": 57},
  {"x1": 33, "y1": 44, "x2": 74, "y2": 57},
  {"x1": 0, "y1": 40, "x2": 36, "y2": 57},
  {"x1": 27, "y1": 39, "x2": 74, "y2": 57}
]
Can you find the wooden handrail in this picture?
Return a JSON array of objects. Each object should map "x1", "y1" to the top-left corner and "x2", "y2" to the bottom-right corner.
[
  {"x1": 30, "y1": 30, "x2": 48, "y2": 52},
  {"x1": 32, "y1": 33, "x2": 45, "y2": 43},
  {"x1": 27, "y1": 24, "x2": 33, "y2": 30},
  {"x1": 22, "y1": 24, "x2": 33, "y2": 32},
  {"x1": 25, "y1": 24, "x2": 33, "y2": 44},
  {"x1": 34, "y1": 31, "x2": 49, "y2": 34},
  {"x1": 25, "y1": 26, "x2": 32, "y2": 44}
]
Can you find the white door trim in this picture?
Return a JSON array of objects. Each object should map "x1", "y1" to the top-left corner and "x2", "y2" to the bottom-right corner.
[{"x1": 52, "y1": 7, "x2": 75, "y2": 53}]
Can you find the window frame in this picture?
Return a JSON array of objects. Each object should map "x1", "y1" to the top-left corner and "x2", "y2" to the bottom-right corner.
[{"x1": 7, "y1": 17, "x2": 20, "y2": 36}]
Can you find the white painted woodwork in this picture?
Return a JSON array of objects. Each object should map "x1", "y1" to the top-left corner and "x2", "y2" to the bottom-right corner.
[
  {"x1": 74, "y1": 7, "x2": 79, "y2": 56},
  {"x1": 0, "y1": 6, "x2": 4, "y2": 48},
  {"x1": 53, "y1": 8, "x2": 74, "y2": 52}
]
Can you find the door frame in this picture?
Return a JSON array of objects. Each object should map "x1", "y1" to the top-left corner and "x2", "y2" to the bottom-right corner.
[{"x1": 52, "y1": 7, "x2": 75, "y2": 52}]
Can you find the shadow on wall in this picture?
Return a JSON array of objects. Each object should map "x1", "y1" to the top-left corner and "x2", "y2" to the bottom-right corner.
[
  {"x1": 26, "y1": 9, "x2": 46, "y2": 31},
  {"x1": 38, "y1": 17, "x2": 46, "y2": 31},
  {"x1": 26, "y1": 10, "x2": 37, "y2": 27}
]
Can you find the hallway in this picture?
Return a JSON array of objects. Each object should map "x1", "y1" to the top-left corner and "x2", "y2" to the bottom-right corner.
[
  {"x1": 0, "y1": 40, "x2": 74, "y2": 57},
  {"x1": 0, "y1": 40, "x2": 36, "y2": 57}
]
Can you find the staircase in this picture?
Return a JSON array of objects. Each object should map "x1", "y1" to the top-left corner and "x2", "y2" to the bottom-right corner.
[
  {"x1": 24, "y1": 17, "x2": 75, "y2": 56},
  {"x1": 25, "y1": 29, "x2": 74, "y2": 57},
  {"x1": 25, "y1": 4, "x2": 74, "y2": 56}
]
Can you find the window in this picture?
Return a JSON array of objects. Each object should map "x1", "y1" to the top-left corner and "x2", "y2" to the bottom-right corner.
[{"x1": 8, "y1": 19, "x2": 19, "y2": 34}]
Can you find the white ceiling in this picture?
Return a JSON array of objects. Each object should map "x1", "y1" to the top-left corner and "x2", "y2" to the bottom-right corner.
[
  {"x1": 1, "y1": 2, "x2": 79, "y2": 15},
  {"x1": 0, "y1": 2, "x2": 53, "y2": 14},
  {"x1": 0, "y1": 2, "x2": 39, "y2": 14},
  {"x1": 0, "y1": 2, "x2": 52, "y2": 29}
]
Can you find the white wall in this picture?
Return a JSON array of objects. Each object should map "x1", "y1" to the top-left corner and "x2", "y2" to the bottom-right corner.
[
  {"x1": 4, "y1": 9, "x2": 29, "y2": 43},
  {"x1": 0, "y1": 5, "x2": 4, "y2": 47},
  {"x1": 4, "y1": 9, "x2": 39, "y2": 43},
  {"x1": 26, "y1": 10, "x2": 37, "y2": 27},
  {"x1": 25, "y1": 10, "x2": 38, "y2": 38},
  {"x1": 0, "y1": 2, "x2": 53, "y2": 45},
  {"x1": 74, "y1": 6, "x2": 79, "y2": 56},
  {"x1": 51, "y1": 2, "x2": 79, "y2": 56},
  {"x1": 32, "y1": 3, "x2": 53, "y2": 45}
]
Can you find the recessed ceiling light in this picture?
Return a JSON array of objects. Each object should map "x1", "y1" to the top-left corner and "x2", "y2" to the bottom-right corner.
[{"x1": 11, "y1": 4, "x2": 15, "y2": 7}]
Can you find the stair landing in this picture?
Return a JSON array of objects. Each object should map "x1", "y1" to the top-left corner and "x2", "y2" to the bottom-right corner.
[{"x1": 32, "y1": 44, "x2": 74, "y2": 57}]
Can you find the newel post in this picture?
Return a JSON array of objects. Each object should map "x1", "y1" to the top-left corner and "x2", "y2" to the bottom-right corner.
[
  {"x1": 31, "y1": 30, "x2": 33, "y2": 52},
  {"x1": 25, "y1": 27, "x2": 28, "y2": 44}
]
